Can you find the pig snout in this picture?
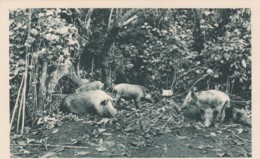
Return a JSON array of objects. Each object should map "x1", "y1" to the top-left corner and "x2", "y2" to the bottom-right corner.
[
  {"x1": 181, "y1": 91, "x2": 194, "y2": 110},
  {"x1": 101, "y1": 99, "x2": 117, "y2": 117},
  {"x1": 145, "y1": 93, "x2": 154, "y2": 103},
  {"x1": 107, "y1": 103, "x2": 117, "y2": 116},
  {"x1": 200, "y1": 108, "x2": 215, "y2": 128}
]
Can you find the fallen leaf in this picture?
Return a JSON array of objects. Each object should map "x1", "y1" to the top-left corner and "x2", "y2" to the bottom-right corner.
[
  {"x1": 192, "y1": 123, "x2": 202, "y2": 130},
  {"x1": 52, "y1": 128, "x2": 59, "y2": 134},
  {"x1": 81, "y1": 134, "x2": 90, "y2": 139},
  {"x1": 217, "y1": 152, "x2": 227, "y2": 157},
  {"x1": 176, "y1": 134, "x2": 190, "y2": 140},
  {"x1": 237, "y1": 128, "x2": 244, "y2": 134},
  {"x1": 118, "y1": 143, "x2": 126, "y2": 148},
  {"x1": 75, "y1": 151, "x2": 90, "y2": 156},
  {"x1": 102, "y1": 132, "x2": 112, "y2": 136},
  {"x1": 22, "y1": 149, "x2": 31, "y2": 154},
  {"x1": 11, "y1": 134, "x2": 22, "y2": 139},
  {"x1": 106, "y1": 141, "x2": 116, "y2": 147},
  {"x1": 26, "y1": 138, "x2": 36, "y2": 144},
  {"x1": 210, "y1": 132, "x2": 217, "y2": 137},
  {"x1": 99, "y1": 138, "x2": 104, "y2": 145},
  {"x1": 95, "y1": 147, "x2": 107, "y2": 152},
  {"x1": 52, "y1": 147, "x2": 64, "y2": 152},
  {"x1": 39, "y1": 152, "x2": 56, "y2": 158},
  {"x1": 194, "y1": 145, "x2": 205, "y2": 150},
  {"x1": 124, "y1": 125, "x2": 134, "y2": 132},
  {"x1": 122, "y1": 151, "x2": 132, "y2": 157},
  {"x1": 210, "y1": 148, "x2": 223, "y2": 152},
  {"x1": 83, "y1": 121, "x2": 93, "y2": 124},
  {"x1": 216, "y1": 130, "x2": 223, "y2": 134},
  {"x1": 233, "y1": 139, "x2": 244, "y2": 146},
  {"x1": 69, "y1": 139, "x2": 79, "y2": 145},
  {"x1": 184, "y1": 143, "x2": 191, "y2": 148},
  {"x1": 97, "y1": 118, "x2": 110, "y2": 125},
  {"x1": 205, "y1": 145, "x2": 214, "y2": 149},
  {"x1": 87, "y1": 141, "x2": 98, "y2": 147},
  {"x1": 17, "y1": 140, "x2": 27, "y2": 146},
  {"x1": 98, "y1": 128, "x2": 106, "y2": 133}
]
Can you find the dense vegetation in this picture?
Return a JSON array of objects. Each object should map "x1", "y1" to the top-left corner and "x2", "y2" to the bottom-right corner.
[{"x1": 9, "y1": 8, "x2": 250, "y2": 135}]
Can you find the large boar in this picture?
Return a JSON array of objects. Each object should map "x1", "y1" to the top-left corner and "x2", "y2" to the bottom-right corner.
[
  {"x1": 75, "y1": 81, "x2": 104, "y2": 94},
  {"x1": 60, "y1": 90, "x2": 117, "y2": 117},
  {"x1": 113, "y1": 83, "x2": 154, "y2": 108},
  {"x1": 181, "y1": 89, "x2": 230, "y2": 125}
]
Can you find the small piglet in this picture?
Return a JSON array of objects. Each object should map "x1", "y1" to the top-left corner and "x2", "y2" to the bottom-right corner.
[
  {"x1": 75, "y1": 81, "x2": 104, "y2": 94},
  {"x1": 113, "y1": 83, "x2": 154, "y2": 108}
]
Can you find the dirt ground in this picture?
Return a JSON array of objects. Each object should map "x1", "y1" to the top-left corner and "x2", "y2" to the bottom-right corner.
[{"x1": 10, "y1": 98, "x2": 251, "y2": 158}]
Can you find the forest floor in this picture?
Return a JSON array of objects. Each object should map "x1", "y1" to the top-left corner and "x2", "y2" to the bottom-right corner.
[{"x1": 10, "y1": 98, "x2": 251, "y2": 158}]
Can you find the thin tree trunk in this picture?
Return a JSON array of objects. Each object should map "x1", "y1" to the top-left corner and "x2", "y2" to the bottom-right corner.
[
  {"x1": 21, "y1": 55, "x2": 29, "y2": 135},
  {"x1": 192, "y1": 9, "x2": 204, "y2": 52},
  {"x1": 100, "y1": 27, "x2": 120, "y2": 88},
  {"x1": 38, "y1": 61, "x2": 48, "y2": 111},
  {"x1": 91, "y1": 57, "x2": 94, "y2": 78},
  {"x1": 10, "y1": 76, "x2": 24, "y2": 131}
]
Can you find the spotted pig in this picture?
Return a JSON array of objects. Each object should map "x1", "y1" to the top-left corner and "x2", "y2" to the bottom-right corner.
[{"x1": 181, "y1": 89, "x2": 230, "y2": 126}]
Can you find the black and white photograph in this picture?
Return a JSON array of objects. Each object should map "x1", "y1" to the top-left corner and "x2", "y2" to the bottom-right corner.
[{"x1": 1, "y1": 1, "x2": 258, "y2": 158}]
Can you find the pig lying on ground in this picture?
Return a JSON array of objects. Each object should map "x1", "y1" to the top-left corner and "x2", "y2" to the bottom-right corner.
[
  {"x1": 181, "y1": 89, "x2": 230, "y2": 126},
  {"x1": 113, "y1": 83, "x2": 154, "y2": 108},
  {"x1": 75, "y1": 81, "x2": 104, "y2": 94},
  {"x1": 60, "y1": 90, "x2": 117, "y2": 117}
]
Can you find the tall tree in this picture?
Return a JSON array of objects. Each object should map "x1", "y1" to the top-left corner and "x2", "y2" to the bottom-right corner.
[{"x1": 100, "y1": 9, "x2": 140, "y2": 88}]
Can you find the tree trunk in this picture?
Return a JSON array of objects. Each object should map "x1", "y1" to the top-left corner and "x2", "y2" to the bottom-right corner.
[
  {"x1": 100, "y1": 9, "x2": 139, "y2": 88},
  {"x1": 38, "y1": 61, "x2": 48, "y2": 111},
  {"x1": 192, "y1": 9, "x2": 204, "y2": 53},
  {"x1": 100, "y1": 27, "x2": 120, "y2": 88}
]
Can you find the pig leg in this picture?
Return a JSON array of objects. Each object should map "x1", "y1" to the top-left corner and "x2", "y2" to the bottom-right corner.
[
  {"x1": 215, "y1": 101, "x2": 228, "y2": 126},
  {"x1": 114, "y1": 95, "x2": 120, "y2": 103},
  {"x1": 212, "y1": 107, "x2": 222, "y2": 127},
  {"x1": 113, "y1": 94, "x2": 121, "y2": 106},
  {"x1": 219, "y1": 101, "x2": 229, "y2": 123},
  {"x1": 134, "y1": 97, "x2": 142, "y2": 109}
]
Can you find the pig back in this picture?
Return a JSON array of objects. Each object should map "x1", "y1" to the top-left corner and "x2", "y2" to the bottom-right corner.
[
  {"x1": 113, "y1": 83, "x2": 145, "y2": 98},
  {"x1": 76, "y1": 81, "x2": 104, "y2": 93},
  {"x1": 194, "y1": 90, "x2": 230, "y2": 107}
]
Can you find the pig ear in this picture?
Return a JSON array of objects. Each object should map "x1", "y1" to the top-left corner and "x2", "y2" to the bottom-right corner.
[
  {"x1": 101, "y1": 99, "x2": 109, "y2": 106},
  {"x1": 191, "y1": 91, "x2": 195, "y2": 98}
]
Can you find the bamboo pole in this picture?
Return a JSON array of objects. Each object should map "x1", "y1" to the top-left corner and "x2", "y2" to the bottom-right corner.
[
  {"x1": 16, "y1": 82, "x2": 24, "y2": 132},
  {"x1": 10, "y1": 76, "x2": 24, "y2": 132},
  {"x1": 21, "y1": 55, "x2": 29, "y2": 135}
]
